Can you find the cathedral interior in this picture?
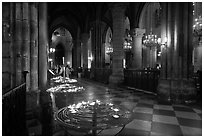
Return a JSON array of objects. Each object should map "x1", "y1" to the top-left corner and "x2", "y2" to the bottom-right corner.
[{"x1": 2, "y1": 2, "x2": 202, "y2": 136}]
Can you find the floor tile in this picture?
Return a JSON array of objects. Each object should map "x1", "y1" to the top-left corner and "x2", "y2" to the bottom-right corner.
[
  {"x1": 120, "y1": 101, "x2": 137, "y2": 111},
  {"x1": 118, "y1": 128, "x2": 149, "y2": 136},
  {"x1": 133, "y1": 107, "x2": 153, "y2": 114},
  {"x1": 175, "y1": 111, "x2": 201, "y2": 120},
  {"x1": 151, "y1": 122, "x2": 182, "y2": 136},
  {"x1": 150, "y1": 131, "x2": 167, "y2": 136},
  {"x1": 98, "y1": 127, "x2": 123, "y2": 136},
  {"x1": 152, "y1": 114, "x2": 179, "y2": 125},
  {"x1": 180, "y1": 126, "x2": 202, "y2": 136},
  {"x1": 137, "y1": 103, "x2": 154, "y2": 108},
  {"x1": 154, "y1": 104, "x2": 174, "y2": 110},
  {"x1": 173, "y1": 106, "x2": 194, "y2": 112},
  {"x1": 138, "y1": 99, "x2": 155, "y2": 105},
  {"x1": 153, "y1": 109, "x2": 175, "y2": 116},
  {"x1": 177, "y1": 117, "x2": 202, "y2": 128},
  {"x1": 131, "y1": 112, "x2": 152, "y2": 121},
  {"x1": 125, "y1": 119, "x2": 151, "y2": 131}
]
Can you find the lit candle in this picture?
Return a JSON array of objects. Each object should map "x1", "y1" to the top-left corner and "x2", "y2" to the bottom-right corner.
[{"x1": 62, "y1": 57, "x2": 64, "y2": 64}]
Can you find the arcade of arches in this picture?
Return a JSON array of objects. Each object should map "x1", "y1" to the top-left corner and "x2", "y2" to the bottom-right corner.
[{"x1": 2, "y1": 2, "x2": 202, "y2": 136}]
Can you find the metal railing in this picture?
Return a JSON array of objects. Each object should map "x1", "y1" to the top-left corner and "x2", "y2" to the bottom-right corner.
[
  {"x1": 124, "y1": 69, "x2": 160, "y2": 94},
  {"x1": 2, "y1": 83, "x2": 27, "y2": 136}
]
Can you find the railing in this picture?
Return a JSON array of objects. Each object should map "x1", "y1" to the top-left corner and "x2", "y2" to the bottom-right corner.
[
  {"x1": 82, "y1": 68, "x2": 160, "y2": 93},
  {"x1": 2, "y1": 83, "x2": 27, "y2": 136},
  {"x1": 124, "y1": 69, "x2": 160, "y2": 94}
]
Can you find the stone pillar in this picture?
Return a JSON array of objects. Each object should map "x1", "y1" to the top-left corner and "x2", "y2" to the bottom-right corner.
[
  {"x1": 91, "y1": 28, "x2": 96, "y2": 69},
  {"x1": 92, "y1": 21, "x2": 103, "y2": 68},
  {"x1": 39, "y1": 2, "x2": 48, "y2": 90},
  {"x1": 22, "y1": 3, "x2": 30, "y2": 91},
  {"x1": 109, "y1": 3, "x2": 127, "y2": 86},
  {"x1": 30, "y1": 3, "x2": 38, "y2": 91},
  {"x1": 14, "y1": 3, "x2": 23, "y2": 85},
  {"x1": 73, "y1": 27, "x2": 81, "y2": 69},
  {"x1": 2, "y1": 3, "x2": 13, "y2": 91},
  {"x1": 81, "y1": 33, "x2": 89, "y2": 68},
  {"x1": 157, "y1": 3, "x2": 196, "y2": 103},
  {"x1": 130, "y1": 28, "x2": 145, "y2": 69}
]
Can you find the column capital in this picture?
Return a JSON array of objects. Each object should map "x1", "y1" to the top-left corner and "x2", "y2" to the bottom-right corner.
[{"x1": 130, "y1": 28, "x2": 145, "y2": 38}]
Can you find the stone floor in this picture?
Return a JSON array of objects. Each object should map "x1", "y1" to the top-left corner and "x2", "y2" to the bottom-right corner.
[{"x1": 47, "y1": 78, "x2": 202, "y2": 136}]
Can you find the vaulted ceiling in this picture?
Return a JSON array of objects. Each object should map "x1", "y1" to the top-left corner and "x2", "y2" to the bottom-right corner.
[{"x1": 47, "y1": 2, "x2": 146, "y2": 40}]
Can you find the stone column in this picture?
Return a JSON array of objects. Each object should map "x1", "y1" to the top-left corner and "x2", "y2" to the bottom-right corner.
[
  {"x1": 91, "y1": 26, "x2": 96, "y2": 69},
  {"x1": 39, "y1": 2, "x2": 48, "y2": 90},
  {"x1": 81, "y1": 33, "x2": 89, "y2": 68},
  {"x1": 157, "y1": 3, "x2": 196, "y2": 103},
  {"x1": 22, "y1": 3, "x2": 30, "y2": 91},
  {"x1": 73, "y1": 27, "x2": 81, "y2": 69},
  {"x1": 30, "y1": 3, "x2": 38, "y2": 91},
  {"x1": 109, "y1": 3, "x2": 127, "y2": 86},
  {"x1": 14, "y1": 3, "x2": 23, "y2": 85},
  {"x1": 2, "y1": 3, "x2": 13, "y2": 91},
  {"x1": 130, "y1": 28, "x2": 145, "y2": 69}
]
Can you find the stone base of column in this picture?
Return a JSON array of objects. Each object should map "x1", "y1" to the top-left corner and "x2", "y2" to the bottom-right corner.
[
  {"x1": 157, "y1": 78, "x2": 197, "y2": 104},
  {"x1": 109, "y1": 74, "x2": 124, "y2": 87}
]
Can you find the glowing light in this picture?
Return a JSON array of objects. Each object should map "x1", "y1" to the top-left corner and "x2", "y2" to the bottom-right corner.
[
  {"x1": 143, "y1": 32, "x2": 160, "y2": 47},
  {"x1": 49, "y1": 48, "x2": 55, "y2": 53},
  {"x1": 48, "y1": 58, "x2": 53, "y2": 62},
  {"x1": 112, "y1": 114, "x2": 120, "y2": 118},
  {"x1": 113, "y1": 108, "x2": 119, "y2": 112},
  {"x1": 51, "y1": 76, "x2": 77, "y2": 83},
  {"x1": 46, "y1": 83, "x2": 85, "y2": 93},
  {"x1": 164, "y1": 37, "x2": 168, "y2": 43}
]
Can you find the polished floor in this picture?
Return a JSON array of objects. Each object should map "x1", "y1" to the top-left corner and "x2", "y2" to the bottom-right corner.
[{"x1": 49, "y1": 78, "x2": 202, "y2": 136}]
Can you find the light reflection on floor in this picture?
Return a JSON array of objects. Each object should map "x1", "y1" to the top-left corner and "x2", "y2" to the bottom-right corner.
[{"x1": 46, "y1": 78, "x2": 202, "y2": 136}]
